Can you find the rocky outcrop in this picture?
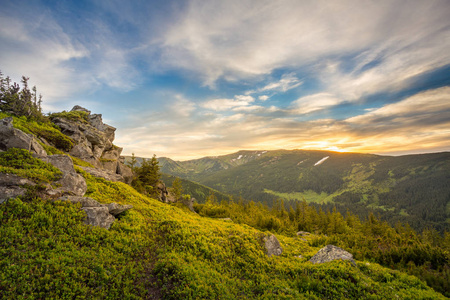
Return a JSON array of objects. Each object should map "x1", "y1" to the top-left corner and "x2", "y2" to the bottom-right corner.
[
  {"x1": 0, "y1": 173, "x2": 36, "y2": 204},
  {"x1": 41, "y1": 155, "x2": 87, "y2": 196},
  {"x1": 52, "y1": 106, "x2": 132, "y2": 184},
  {"x1": 309, "y1": 245, "x2": 356, "y2": 266},
  {"x1": 58, "y1": 196, "x2": 132, "y2": 229},
  {"x1": 0, "y1": 117, "x2": 47, "y2": 156},
  {"x1": 264, "y1": 234, "x2": 283, "y2": 257},
  {"x1": 81, "y1": 166, "x2": 125, "y2": 183}
]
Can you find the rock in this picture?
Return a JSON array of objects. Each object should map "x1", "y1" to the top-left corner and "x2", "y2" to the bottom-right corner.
[
  {"x1": 157, "y1": 182, "x2": 170, "y2": 203},
  {"x1": 106, "y1": 202, "x2": 133, "y2": 216},
  {"x1": 309, "y1": 245, "x2": 356, "y2": 266},
  {"x1": 41, "y1": 155, "x2": 87, "y2": 196},
  {"x1": 102, "y1": 160, "x2": 119, "y2": 173},
  {"x1": 296, "y1": 231, "x2": 310, "y2": 236},
  {"x1": 57, "y1": 195, "x2": 102, "y2": 207},
  {"x1": 88, "y1": 114, "x2": 116, "y2": 142},
  {"x1": 0, "y1": 173, "x2": 36, "y2": 204},
  {"x1": 52, "y1": 117, "x2": 85, "y2": 144},
  {"x1": 82, "y1": 207, "x2": 115, "y2": 229},
  {"x1": 102, "y1": 148, "x2": 121, "y2": 160},
  {"x1": 69, "y1": 142, "x2": 94, "y2": 160},
  {"x1": 0, "y1": 117, "x2": 47, "y2": 156},
  {"x1": 81, "y1": 166, "x2": 125, "y2": 183},
  {"x1": 57, "y1": 196, "x2": 132, "y2": 228},
  {"x1": 181, "y1": 196, "x2": 195, "y2": 212},
  {"x1": 116, "y1": 162, "x2": 133, "y2": 184},
  {"x1": 71, "y1": 105, "x2": 91, "y2": 114},
  {"x1": 264, "y1": 234, "x2": 283, "y2": 257}
]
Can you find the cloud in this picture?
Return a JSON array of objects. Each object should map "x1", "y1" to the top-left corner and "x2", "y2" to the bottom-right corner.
[
  {"x1": 259, "y1": 95, "x2": 269, "y2": 101},
  {"x1": 158, "y1": 0, "x2": 450, "y2": 89},
  {"x1": 260, "y1": 73, "x2": 302, "y2": 92},
  {"x1": 201, "y1": 95, "x2": 255, "y2": 111},
  {"x1": 117, "y1": 87, "x2": 450, "y2": 160},
  {"x1": 291, "y1": 93, "x2": 342, "y2": 114},
  {"x1": 346, "y1": 87, "x2": 450, "y2": 129}
]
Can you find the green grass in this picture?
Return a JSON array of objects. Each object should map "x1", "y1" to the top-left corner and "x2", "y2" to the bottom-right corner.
[
  {"x1": 264, "y1": 189, "x2": 334, "y2": 204},
  {"x1": 0, "y1": 148, "x2": 62, "y2": 183}
]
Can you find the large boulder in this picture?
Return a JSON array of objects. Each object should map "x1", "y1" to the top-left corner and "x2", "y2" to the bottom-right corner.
[
  {"x1": 117, "y1": 161, "x2": 133, "y2": 184},
  {"x1": 309, "y1": 245, "x2": 356, "y2": 266},
  {"x1": 0, "y1": 173, "x2": 36, "y2": 204},
  {"x1": 82, "y1": 207, "x2": 115, "y2": 229},
  {"x1": 106, "y1": 202, "x2": 133, "y2": 216},
  {"x1": 57, "y1": 195, "x2": 132, "y2": 229},
  {"x1": 41, "y1": 155, "x2": 87, "y2": 196},
  {"x1": 264, "y1": 234, "x2": 283, "y2": 257},
  {"x1": 0, "y1": 117, "x2": 47, "y2": 156}
]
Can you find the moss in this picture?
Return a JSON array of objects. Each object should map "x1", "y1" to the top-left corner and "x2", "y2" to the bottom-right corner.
[
  {"x1": 0, "y1": 148, "x2": 62, "y2": 183},
  {"x1": 0, "y1": 112, "x2": 74, "y2": 152},
  {"x1": 49, "y1": 110, "x2": 89, "y2": 123}
]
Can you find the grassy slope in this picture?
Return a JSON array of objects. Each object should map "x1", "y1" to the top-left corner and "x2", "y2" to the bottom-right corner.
[{"x1": 1, "y1": 169, "x2": 446, "y2": 299}]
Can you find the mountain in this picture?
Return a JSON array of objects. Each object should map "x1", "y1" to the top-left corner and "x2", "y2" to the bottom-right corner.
[{"x1": 157, "y1": 150, "x2": 450, "y2": 232}]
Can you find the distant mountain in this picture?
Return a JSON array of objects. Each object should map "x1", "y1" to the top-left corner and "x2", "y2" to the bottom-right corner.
[{"x1": 153, "y1": 150, "x2": 450, "y2": 232}]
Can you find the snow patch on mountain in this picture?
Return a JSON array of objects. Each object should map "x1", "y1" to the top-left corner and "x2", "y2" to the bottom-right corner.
[{"x1": 314, "y1": 156, "x2": 329, "y2": 166}]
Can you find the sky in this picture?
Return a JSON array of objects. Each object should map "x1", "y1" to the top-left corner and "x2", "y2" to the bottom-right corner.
[{"x1": 1, "y1": 0, "x2": 449, "y2": 160}]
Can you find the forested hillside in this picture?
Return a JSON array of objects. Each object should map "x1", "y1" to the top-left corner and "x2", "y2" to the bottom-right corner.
[{"x1": 156, "y1": 150, "x2": 450, "y2": 232}]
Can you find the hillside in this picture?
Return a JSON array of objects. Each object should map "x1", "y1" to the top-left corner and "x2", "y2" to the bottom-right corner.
[
  {"x1": 157, "y1": 150, "x2": 450, "y2": 232},
  {"x1": 0, "y1": 98, "x2": 448, "y2": 298}
]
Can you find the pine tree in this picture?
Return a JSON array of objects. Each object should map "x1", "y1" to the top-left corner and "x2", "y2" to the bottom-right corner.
[{"x1": 172, "y1": 177, "x2": 183, "y2": 200}]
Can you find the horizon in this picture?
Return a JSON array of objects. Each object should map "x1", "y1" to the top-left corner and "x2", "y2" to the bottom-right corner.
[
  {"x1": 1, "y1": 0, "x2": 449, "y2": 160},
  {"x1": 130, "y1": 148, "x2": 450, "y2": 162}
]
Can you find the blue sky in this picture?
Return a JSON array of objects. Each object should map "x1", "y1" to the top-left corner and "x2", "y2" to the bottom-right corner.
[{"x1": 1, "y1": 0, "x2": 449, "y2": 160}]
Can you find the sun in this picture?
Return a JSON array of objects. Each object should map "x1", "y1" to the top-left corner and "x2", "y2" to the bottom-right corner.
[{"x1": 325, "y1": 146, "x2": 347, "y2": 153}]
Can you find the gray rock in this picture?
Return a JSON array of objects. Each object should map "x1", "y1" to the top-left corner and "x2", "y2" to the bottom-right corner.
[
  {"x1": 102, "y1": 149, "x2": 121, "y2": 160},
  {"x1": 82, "y1": 207, "x2": 115, "y2": 229},
  {"x1": 264, "y1": 234, "x2": 283, "y2": 257},
  {"x1": 309, "y1": 245, "x2": 356, "y2": 266},
  {"x1": 58, "y1": 195, "x2": 102, "y2": 207},
  {"x1": 0, "y1": 117, "x2": 47, "y2": 156},
  {"x1": 41, "y1": 155, "x2": 87, "y2": 196},
  {"x1": 0, "y1": 173, "x2": 36, "y2": 204},
  {"x1": 181, "y1": 196, "x2": 195, "y2": 212},
  {"x1": 52, "y1": 117, "x2": 85, "y2": 144},
  {"x1": 81, "y1": 166, "x2": 125, "y2": 183},
  {"x1": 69, "y1": 142, "x2": 94, "y2": 160},
  {"x1": 88, "y1": 114, "x2": 116, "y2": 142},
  {"x1": 106, "y1": 202, "x2": 133, "y2": 216},
  {"x1": 101, "y1": 160, "x2": 119, "y2": 173},
  {"x1": 71, "y1": 105, "x2": 91, "y2": 114},
  {"x1": 296, "y1": 231, "x2": 310, "y2": 236},
  {"x1": 56, "y1": 196, "x2": 132, "y2": 228},
  {"x1": 116, "y1": 162, "x2": 133, "y2": 184}
]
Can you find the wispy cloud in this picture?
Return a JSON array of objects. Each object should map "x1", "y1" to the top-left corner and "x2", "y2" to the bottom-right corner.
[
  {"x1": 201, "y1": 95, "x2": 255, "y2": 111},
  {"x1": 259, "y1": 73, "x2": 302, "y2": 92}
]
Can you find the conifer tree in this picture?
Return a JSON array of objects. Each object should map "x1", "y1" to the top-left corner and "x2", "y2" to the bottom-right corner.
[{"x1": 172, "y1": 177, "x2": 183, "y2": 200}]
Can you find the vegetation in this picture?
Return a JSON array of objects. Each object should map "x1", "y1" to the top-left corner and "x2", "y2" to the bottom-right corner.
[
  {"x1": 49, "y1": 110, "x2": 89, "y2": 123},
  {"x1": 131, "y1": 154, "x2": 161, "y2": 198},
  {"x1": 0, "y1": 148, "x2": 62, "y2": 183},
  {"x1": 194, "y1": 199, "x2": 450, "y2": 296},
  {"x1": 0, "y1": 71, "x2": 44, "y2": 121},
  {"x1": 1, "y1": 166, "x2": 448, "y2": 298},
  {"x1": 161, "y1": 173, "x2": 232, "y2": 204},
  {"x1": 158, "y1": 150, "x2": 450, "y2": 233}
]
